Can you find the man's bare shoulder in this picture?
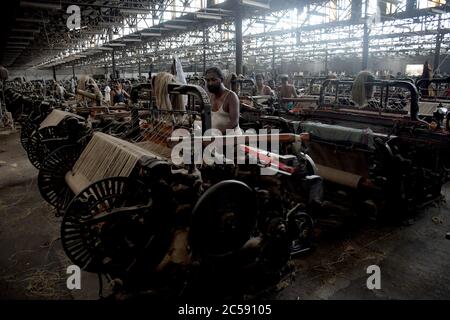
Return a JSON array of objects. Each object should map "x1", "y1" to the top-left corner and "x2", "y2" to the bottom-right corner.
[{"x1": 226, "y1": 89, "x2": 239, "y2": 101}]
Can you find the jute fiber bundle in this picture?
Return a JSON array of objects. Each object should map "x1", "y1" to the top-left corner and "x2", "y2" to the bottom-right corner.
[
  {"x1": 153, "y1": 72, "x2": 185, "y2": 111},
  {"x1": 136, "y1": 140, "x2": 172, "y2": 159},
  {"x1": 76, "y1": 75, "x2": 103, "y2": 103},
  {"x1": 351, "y1": 71, "x2": 375, "y2": 108},
  {"x1": 68, "y1": 132, "x2": 161, "y2": 192},
  {"x1": 39, "y1": 109, "x2": 84, "y2": 129}
]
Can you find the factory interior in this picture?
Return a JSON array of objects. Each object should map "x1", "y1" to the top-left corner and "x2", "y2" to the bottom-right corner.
[{"x1": 1, "y1": 0, "x2": 450, "y2": 301}]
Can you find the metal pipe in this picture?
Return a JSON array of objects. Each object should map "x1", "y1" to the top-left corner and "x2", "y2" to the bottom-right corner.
[{"x1": 318, "y1": 79, "x2": 419, "y2": 120}]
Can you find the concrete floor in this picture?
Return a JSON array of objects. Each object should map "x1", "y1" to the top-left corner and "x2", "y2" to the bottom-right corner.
[{"x1": 1, "y1": 129, "x2": 450, "y2": 300}]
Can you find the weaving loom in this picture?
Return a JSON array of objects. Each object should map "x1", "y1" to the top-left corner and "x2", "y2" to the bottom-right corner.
[
  {"x1": 127, "y1": 80, "x2": 211, "y2": 158},
  {"x1": 25, "y1": 76, "x2": 325, "y2": 298},
  {"x1": 26, "y1": 108, "x2": 90, "y2": 170},
  {"x1": 287, "y1": 77, "x2": 450, "y2": 215},
  {"x1": 66, "y1": 132, "x2": 164, "y2": 194},
  {"x1": 36, "y1": 82, "x2": 212, "y2": 213},
  {"x1": 56, "y1": 127, "x2": 319, "y2": 298}
]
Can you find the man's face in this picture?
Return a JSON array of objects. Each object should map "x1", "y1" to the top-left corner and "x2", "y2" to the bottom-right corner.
[
  {"x1": 256, "y1": 77, "x2": 263, "y2": 86},
  {"x1": 206, "y1": 72, "x2": 222, "y2": 94}
]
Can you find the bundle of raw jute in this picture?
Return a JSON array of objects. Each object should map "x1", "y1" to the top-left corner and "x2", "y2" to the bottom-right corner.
[
  {"x1": 351, "y1": 71, "x2": 375, "y2": 108},
  {"x1": 39, "y1": 109, "x2": 84, "y2": 129},
  {"x1": 136, "y1": 114, "x2": 188, "y2": 159},
  {"x1": 136, "y1": 140, "x2": 172, "y2": 159},
  {"x1": 153, "y1": 72, "x2": 185, "y2": 111},
  {"x1": 69, "y1": 132, "x2": 162, "y2": 192},
  {"x1": 76, "y1": 75, "x2": 103, "y2": 103}
]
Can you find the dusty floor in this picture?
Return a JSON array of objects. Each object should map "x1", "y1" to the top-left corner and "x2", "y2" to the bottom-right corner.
[{"x1": 1, "y1": 129, "x2": 450, "y2": 300}]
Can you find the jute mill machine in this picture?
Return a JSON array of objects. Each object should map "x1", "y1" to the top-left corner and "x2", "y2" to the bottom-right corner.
[
  {"x1": 35, "y1": 76, "x2": 322, "y2": 299},
  {"x1": 20, "y1": 76, "x2": 144, "y2": 170},
  {"x1": 285, "y1": 78, "x2": 450, "y2": 218}
]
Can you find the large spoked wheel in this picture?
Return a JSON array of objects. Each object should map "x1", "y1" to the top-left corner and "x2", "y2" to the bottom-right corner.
[
  {"x1": 27, "y1": 126, "x2": 66, "y2": 169},
  {"x1": 38, "y1": 144, "x2": 82, "y2": 211},
  {"x1": 190, "y1": 180, "x2": 257, "y2": 259},
  {"x1": 20, "y1": 122, "x2": 36, "y2": 151},
  {"x1": 61, "y1": 177, "x2": 157, "y2": 274},
  {"x1": 20, "y1": 109, "x2": 48, "y2": 151}
]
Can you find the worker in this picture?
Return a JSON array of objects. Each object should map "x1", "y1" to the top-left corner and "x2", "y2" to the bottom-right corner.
[
  {"x1": 53, "y1": 81, "x2": 66, "y2": 100},
  {"x1": 111, "y1": 81, "x2": 130, "y2": 105},
  {"x1": 254, "y1": 73, "x2": 274, "y2": 96},
  {"x1": 205, "y1": 67, "x2": 241, "y2": 135},
  {"x1": 104, "y1": 83, "x2": 111, "y2": 106},
  {"x1": 277, "y1": 74, "x2": 298, "y2": 99},
  {"x1": 277, "y1": 74, "x2": 298, "y2": 110},
  {"x1": 420, "y1": 60, "x2": 433, "y2": 97}
]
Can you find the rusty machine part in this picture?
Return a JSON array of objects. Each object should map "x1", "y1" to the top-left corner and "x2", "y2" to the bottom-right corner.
[
  {"x1": 416, "y1": 76, "x2": 450, "y2": 100},
  {"x1": 25, "y1": 110, "x2": 91, "y2": 169},
  {"x1": 415, "y1": 77, "x2": 450, "y2": 130},
  {"x1": 38, "y1": 144, "x2": 83, "y2": 213},
  {"x1": 287, "y1": 78, "x2": 450, "y2": 216},
  {"x1": 20, "y1": 102, "x2": 53, "y2": 151},
  {"x1": 189, "y1": 180, "x2": 258, "y2": 259}
]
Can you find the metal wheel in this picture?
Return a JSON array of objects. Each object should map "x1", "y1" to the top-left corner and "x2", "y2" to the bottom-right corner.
[
  {"x1": 190, "y1": 180, "x2": 257, "y2": 259},
  {"x1": 61, "y1": 177, "x2": 157, "y2": 274},
  {"x1": 27, "y1": 126, "x2": 66, "y2": 169},
  {"x1": 20, "y1": 121, "x2": 36, "y2": 151},
  {"x1": 20, "y1": 109, "x2": 43, "y2": 151},
  {"x1": 38, "y1": 144, "x2": 82, "y2": 211}
]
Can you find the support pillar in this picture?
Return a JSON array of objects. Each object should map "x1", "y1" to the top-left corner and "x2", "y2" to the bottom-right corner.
[{"x1": 235, "y1": 5, "x2": 243, "y2": 75}]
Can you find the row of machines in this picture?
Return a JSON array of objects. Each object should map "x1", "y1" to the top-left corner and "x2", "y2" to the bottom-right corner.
[
  {"x1": 16, "y1": 74, "x2": 319, "y2": 299},
  {"x1": 10, "y1": 72, "x2": 450, "y2": 298}
]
